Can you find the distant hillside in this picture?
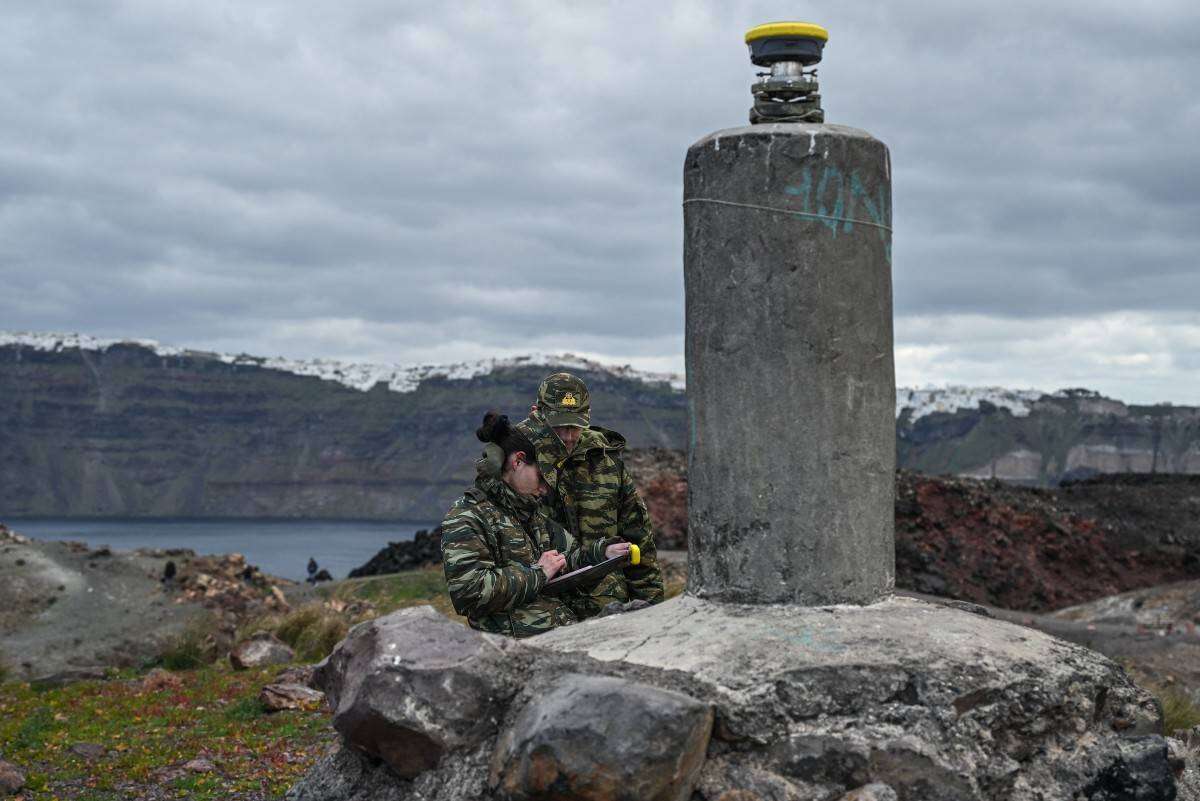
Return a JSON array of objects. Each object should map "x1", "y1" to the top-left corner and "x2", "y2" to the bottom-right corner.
[
  {"x1": 0, "y1": 333, "x2": 685, "y2": 520},
  {"x1": 897, "y1": 387, "x2": 1200, "y2": 483},
  {"x1": 1, "y1": 332, "x2": 1198, "y2": 519}
]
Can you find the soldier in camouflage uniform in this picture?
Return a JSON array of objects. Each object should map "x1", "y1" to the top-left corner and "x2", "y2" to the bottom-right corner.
[
  {"x1": 517, "y1": 373, "x2": 664, "y2": 616},
  {"x1": 441, "y1": 411, "x2": 631, "y2": 637}
]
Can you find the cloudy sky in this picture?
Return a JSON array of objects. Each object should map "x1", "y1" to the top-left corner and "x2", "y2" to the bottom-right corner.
[{"x1": 1, "y1": 2, "x2": 1197, "y2": 403}]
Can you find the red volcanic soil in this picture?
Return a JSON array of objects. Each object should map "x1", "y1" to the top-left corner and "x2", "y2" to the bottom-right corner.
[
  {"x1": 894, "y1": 472, "x2": 1200, "y2": 612},
  {"x1": 627, "y1": 448, "x2": 1200, "y2": 613}
]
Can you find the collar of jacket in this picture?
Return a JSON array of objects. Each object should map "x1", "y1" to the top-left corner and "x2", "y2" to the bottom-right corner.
[{"x1": 475, "y1": 473, "x2": 540, "y2": 522}]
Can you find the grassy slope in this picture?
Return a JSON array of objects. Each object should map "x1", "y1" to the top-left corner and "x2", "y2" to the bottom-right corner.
[
  {"x1": 0, "y1": 569, "x2": 462, "y2": 801},
  {"x1": 0, "y1": 664, "x2": 331, "y2": 801}
]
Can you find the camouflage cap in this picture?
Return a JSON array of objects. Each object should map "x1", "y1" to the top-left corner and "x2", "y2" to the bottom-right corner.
[{"x1": 536, "y1": 372, "x2": 590, "y2": 428}]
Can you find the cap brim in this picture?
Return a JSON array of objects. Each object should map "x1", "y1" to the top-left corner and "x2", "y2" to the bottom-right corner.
[{"x1": 544, "y1": 411, "x2": 589, "y2": 428}]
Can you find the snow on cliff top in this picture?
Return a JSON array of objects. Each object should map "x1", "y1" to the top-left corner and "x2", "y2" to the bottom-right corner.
[
  {"x1": 1, "y1": 331, "x2": 1047, "y2": 418},
  {"x1": 0, "y1": 331, "x2": 686, "y2": 393},
  {"x1": 896, "y1": 386, "x2": 1046, "y2": 421}
]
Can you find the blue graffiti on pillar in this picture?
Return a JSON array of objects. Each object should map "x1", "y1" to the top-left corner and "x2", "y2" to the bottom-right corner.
[{"x1": 784, "y1": 164, "x2": 892, "y2": 265}]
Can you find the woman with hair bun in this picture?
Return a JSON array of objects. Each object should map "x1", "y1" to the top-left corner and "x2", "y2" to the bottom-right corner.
[{"x1": 440, "y1": 410, "x2": 631, "y2": 637}]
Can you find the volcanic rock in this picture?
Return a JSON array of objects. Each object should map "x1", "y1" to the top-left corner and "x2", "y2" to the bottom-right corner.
[
  {"x1": 70, "y1": 742, "x2": 107, "y2": 760},
  {"x1": 0, "y1": 760, "x2": 25, "y2": 795},
  {"x1": 184, "y1": 757, "x2": 217, "y2": 774},
  {"x1": 229, "y1": 632, "x2": 294, "y2": 670},
  {"x1": 489, "y1": 673, "x2": 712, "y2": 801},
  {"x1": 348, "y1": 528, "x2": 443, "y2": 577},
  {"x1": 313, "y1": 606, "x2": 519, "y2": 779},
  {"x1": 839, "y1": 784, "x2": 899, "y2": 801},
  {"x1": 260, "y1": 682, "x2": 326, "y2": 712}
]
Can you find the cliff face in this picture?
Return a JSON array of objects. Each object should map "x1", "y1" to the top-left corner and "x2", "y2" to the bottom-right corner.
[
  {"x1": 897, "y1": 391, "x2": 1200, "y2": 484},
  {"x1": 3, "y1": 335, "x2": 1200, "y2": 521},
  {"x1": 0, "y1": 342, "x2": 685, "y2": 520}
]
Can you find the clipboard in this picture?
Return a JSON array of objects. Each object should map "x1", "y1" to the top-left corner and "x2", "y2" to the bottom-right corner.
[{"x1": 541, "y1": 544, "x2": 641, "y2": 596}]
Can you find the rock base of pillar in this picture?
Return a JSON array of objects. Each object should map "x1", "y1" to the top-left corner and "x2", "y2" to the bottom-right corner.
[{"x1": 288, "y1": 598, "x2": 1180, "y2": 801}]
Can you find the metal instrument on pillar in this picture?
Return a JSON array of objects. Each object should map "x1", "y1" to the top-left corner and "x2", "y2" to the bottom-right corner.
[{"x1": 746, "y1": 21, "x2": 828, "y2": 124}]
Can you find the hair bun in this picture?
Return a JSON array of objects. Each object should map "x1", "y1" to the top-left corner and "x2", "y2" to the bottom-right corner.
[{"x1": 475, "y1": 410, "x2": 511, "y2": 443}]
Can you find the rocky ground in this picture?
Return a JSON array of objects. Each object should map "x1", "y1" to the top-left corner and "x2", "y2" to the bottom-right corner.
[
  {"x1": 0, "y1": 523, "x2": 292, "y2": 682},
  {"x1": 893, "y1": 470, "x2": 1200, "y2": 611}
]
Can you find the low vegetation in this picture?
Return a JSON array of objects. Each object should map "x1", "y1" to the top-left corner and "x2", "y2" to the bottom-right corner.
[
  {"x1": 1159, "y1": 683, "x2": 1200, "y2": 737},
  {"x1": 0, "y1": 664, "x2": 332, "y2": 801},
  {"x1": 319, "y1": 566, "x2": 459, "y2": 618},
  {"x1": 159, "y1": 613, "x2": 224, "y2": 671}
]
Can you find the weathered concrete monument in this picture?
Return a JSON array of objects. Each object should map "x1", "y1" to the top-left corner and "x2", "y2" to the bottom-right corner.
[
  {"x1": 683, "y1": 22, "x2": 894, "y2": 606},
  {"x1": 289, "y1": 23, "x2": 1181, "y2": 801}
]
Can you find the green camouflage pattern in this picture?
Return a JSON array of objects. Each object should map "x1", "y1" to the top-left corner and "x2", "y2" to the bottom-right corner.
[
  {"x1": 536, "y1": 372, "x2": 591, "y2": 428},
  {"x1": 516, "y1": 410, "x2": 664, "y2": 615},
  {"x1": 440, "y1": 473, "x2": 606, "y2": 637}
]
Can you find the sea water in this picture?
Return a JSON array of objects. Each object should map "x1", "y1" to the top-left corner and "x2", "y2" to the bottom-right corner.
[{"x1": 4, "y1": 518, "x2": 436, "y2": 581}]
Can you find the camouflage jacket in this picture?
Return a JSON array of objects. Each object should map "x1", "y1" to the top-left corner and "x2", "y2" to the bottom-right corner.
[
  {"x1": 440, "y1": 474, "x2": 607, "y2": 637},
  {"x1": 516, "y1": 412, "x2": 664, "y2": 614}
]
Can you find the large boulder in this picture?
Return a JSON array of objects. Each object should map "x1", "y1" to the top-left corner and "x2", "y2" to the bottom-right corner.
[
  {"x1": 291, "y1": 596, "x2": 1181, "y2": 801},
  {"x1": 490, "y1": 673, "x2": 713, "y2": 801},
  {"x1": 314, "y1": 606, "x2": 521, "y2": 779},
  {"x1": 533, "y1": 595, "x2": 1174, "y2": 801}
]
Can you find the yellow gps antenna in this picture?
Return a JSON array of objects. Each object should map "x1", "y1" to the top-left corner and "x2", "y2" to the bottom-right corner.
[{"x1": 744, "y1": 21, "x2": 828, "y2": 124}]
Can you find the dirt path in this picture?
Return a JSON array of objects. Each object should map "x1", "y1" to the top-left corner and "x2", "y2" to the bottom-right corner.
[{"x1": 0, "y1": 530, "x2": 207, "y2": 680}]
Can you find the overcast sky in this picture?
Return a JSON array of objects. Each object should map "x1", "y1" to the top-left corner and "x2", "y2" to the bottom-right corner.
[{"x1": 1, "y1": 2, "x2": 1197, "y2": 403}]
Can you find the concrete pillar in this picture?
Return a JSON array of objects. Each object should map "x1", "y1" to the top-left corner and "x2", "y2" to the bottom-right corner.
[{"x1": 683, "y1": 122, "x2": 895, "y2": 605}]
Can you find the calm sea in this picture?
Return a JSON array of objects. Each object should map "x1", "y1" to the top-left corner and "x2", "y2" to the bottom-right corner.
[{"x1": 5, "y1": 518, "x2": 437, "y2": 581}]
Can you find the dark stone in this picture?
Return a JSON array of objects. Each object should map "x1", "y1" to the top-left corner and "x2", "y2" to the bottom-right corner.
[
  {"x1": 315, "y1": 606, "x2": 517, "y2": 779},
  {"x1": 30, "y1": 666, "x2": 107, "y2": 687},
  {"x1": 70, "y1": 742, "x2": 108, "y2": 760},
  {"x1": 1083, "y1": 735, "x2": 1177, "y2": 801},
  {"x1": 490, "y1": 673, "x2": 713, "y2": 801},
  {"x1": 260, "y1": 683, "x2": 325, "y2": 712},
  {"x1": 0, "y1": 759, "x2": 25, "y2": 795},
  {"x1": 347, "y1": 528, "x2": 443, "y2": 577},
  {"x1": 771, "y1": 734, "x2": 870, "y2": 786}
]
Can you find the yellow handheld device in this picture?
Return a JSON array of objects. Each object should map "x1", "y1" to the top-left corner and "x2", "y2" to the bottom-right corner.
[{"x1": 629, "y1": 544, "x2": 641, "y2": 565}]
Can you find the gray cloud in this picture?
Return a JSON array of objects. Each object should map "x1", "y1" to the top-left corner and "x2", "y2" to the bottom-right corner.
[{"x1": 0, "y1": 1, "x2": 1197, "y2": 402}]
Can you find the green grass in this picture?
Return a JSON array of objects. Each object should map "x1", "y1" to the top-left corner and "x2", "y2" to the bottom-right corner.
[
  {"x1": 1159, "y1": 684, "x2": 1200, "y2": 736},
  {"x1": 274, "y1": 604, "x2": 349, "y2": 662},
  {"x1": 0, "y1": 663, "x2": 333, "y2": 800},
  {"x1": 319, "y1": 566, "x2": 458, "y2": 619},
  {"x1": 159, "y1": 613, "x2": 221, "y2": 670}
]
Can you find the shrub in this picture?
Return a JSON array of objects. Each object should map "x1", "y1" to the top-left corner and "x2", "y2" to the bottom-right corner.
[
  {"x1": 0, "y1": 650, "x2": 9, "y2": 684},
  {"x1": 1159, "y1": 684, "x2": 1200, "y2": 736},
  {"x1": 273, "y1": 604, "x2": 349, "y2": 663},
  {"x1": 159, "y1": 614, "x2": 222, "y2": 670}
]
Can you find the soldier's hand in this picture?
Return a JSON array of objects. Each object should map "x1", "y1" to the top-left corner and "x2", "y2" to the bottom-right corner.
[
  {"x1": 604, "y1": 541, "x2": 632, "y2": 560},
  {"x1": 537, "y1": 550, "x2": 567, "y2": 580}
]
